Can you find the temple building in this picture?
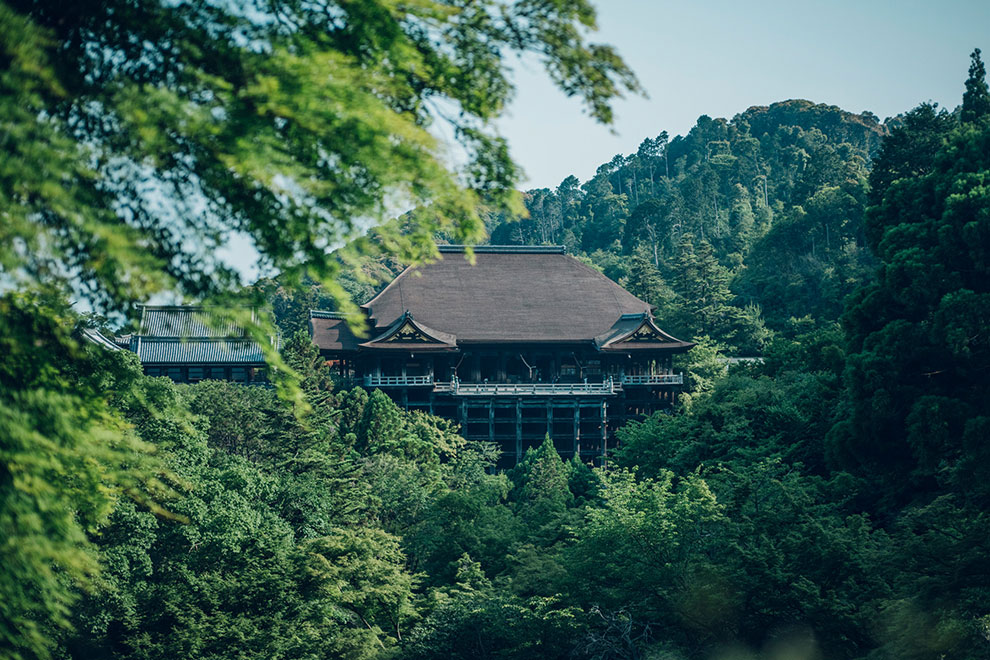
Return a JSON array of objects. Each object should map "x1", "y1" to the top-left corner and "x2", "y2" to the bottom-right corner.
[
  {"x1": 311, "y1": 245, "x2": 693, "y2": 465},
  {"x1": 127, "y1": 306, "x2": 275, "y2": 385}
]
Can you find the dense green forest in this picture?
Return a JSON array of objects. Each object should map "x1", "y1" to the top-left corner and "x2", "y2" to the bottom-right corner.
[
  {"x1": 3, "y1": 0, "x2": 990, "y2": 658},
  {"x1": 485, "y1": 99, "x2": 885, "y2": 354}
]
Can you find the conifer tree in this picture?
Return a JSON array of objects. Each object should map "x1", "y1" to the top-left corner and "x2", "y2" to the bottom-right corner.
[
  {"x1": 670, "y1": 234, "x2": 733, "y2": 339},
  {"x1": 357, "y1": 389, "x2": 405, "y2": 450},
  {"x1": 961, "y1": 48, "x2": 990, "y2": 124},
  {"x1": 624, "y1": 249, "x2": 676, "y2": 322},
  {"x1": 513, "y1": 436, "x2": 573, "y2": 510}
]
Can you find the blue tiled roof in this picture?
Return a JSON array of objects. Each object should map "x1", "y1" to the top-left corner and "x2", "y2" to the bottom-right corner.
[
  {"x1": 129, "y1": 305, "x2": 274, "y2": 366},
  {"x1": 134, "y1": 338, "x2": 266, "y2": 365},
  {"x1": 139, "y1": 306, "x2": 248, "y2": 338}
]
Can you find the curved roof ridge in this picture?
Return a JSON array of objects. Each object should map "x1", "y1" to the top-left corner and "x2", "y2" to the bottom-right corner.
[{"x1": 362, "y1": 262, "x2": 414, "y2": 310}]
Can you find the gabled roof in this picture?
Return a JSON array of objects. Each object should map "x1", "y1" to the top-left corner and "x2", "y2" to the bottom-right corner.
[
  {"x1": 595, "y1": 313, "x2": 694, "y2": 352},
  {"x1": 359, "y1": 312, "x2": 457, "y2": 351},
  {"x1": 309, "y1": 311, "x2": 362, "y2": 352},
  {"x1": 362, "y1": 246, "x2": 658, "y2": 344},
  {"x1": 131, "y1": 305, "x2": 272, "y2": 366}
]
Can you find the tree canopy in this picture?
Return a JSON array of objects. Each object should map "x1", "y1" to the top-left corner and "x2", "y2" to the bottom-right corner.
[{"x1": 1, "y1": 0, "x2": 640, "y2": 315}]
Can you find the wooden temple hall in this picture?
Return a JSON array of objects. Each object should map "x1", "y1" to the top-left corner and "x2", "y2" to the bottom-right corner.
[{"x1": 311, "y1": 245, "x2": 694, "y2": 465}]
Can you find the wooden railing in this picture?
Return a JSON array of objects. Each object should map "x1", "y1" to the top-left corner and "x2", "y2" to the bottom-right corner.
[
  {"x1": 363, "y1": 374, "x2": 433, "y2": 387},
  {"x1": 363, "y1": 374, "x2": 682, "y2": 391},
  {"x1": 441, "y1": 377, "x2": 619, "y2": 396},
  {"x1": 621, "y1": 373, "x2": 684, "y2": 385}
]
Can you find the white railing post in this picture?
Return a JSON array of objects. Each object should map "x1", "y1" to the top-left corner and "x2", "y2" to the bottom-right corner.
[{"x1": 618, "y1": 373, "x2": 685, "y2": 386}]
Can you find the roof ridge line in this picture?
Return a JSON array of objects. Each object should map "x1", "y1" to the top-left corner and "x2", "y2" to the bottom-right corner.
[
  {"x1": 362, "y1": 263, "x2": 413, "y2": 310},
  {"x1": 438, "y1": 244, "x2": 565, "y2": 254},
  {"x1": 136, "y1": 336, "x2": 260, "y2": 342},
  {"x1": 309, "y1": 310, "x2": 347, "y2": 319}
]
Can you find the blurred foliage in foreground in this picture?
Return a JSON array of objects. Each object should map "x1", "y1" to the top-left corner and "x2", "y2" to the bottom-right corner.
[{"x1": 0, "y1": 1, "x2": 637, "y2": 658}]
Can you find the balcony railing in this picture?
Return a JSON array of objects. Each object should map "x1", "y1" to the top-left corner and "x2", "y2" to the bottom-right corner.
[
  {"x1": 363, "y1": 374, "x2": 434, "y2": 387},
  {"x1": 441, "y1": 377, "x2": 619, "y2": 396},
  {"x1": 363, "y1": 374, "x2": 682, "y2": 392},
  {"x1": 621, "y1": 373, "x2": 684, "y2": 386}
]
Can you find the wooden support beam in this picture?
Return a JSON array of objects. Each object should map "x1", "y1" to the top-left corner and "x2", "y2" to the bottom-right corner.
[
  {"x1": 601, "y1": 399, "x2": 608, "y2": 466},
  {"x1": 573, "y1": 402, "x2": 580, "y2": 457},
  {"x1": 515, "y1": 398, "x2": 522, "y2": 464}
]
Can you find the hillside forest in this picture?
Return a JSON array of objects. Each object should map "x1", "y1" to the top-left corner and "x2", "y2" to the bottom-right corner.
[{"x1": 2, "y1": 1, "x2": 990, "y2": 658}]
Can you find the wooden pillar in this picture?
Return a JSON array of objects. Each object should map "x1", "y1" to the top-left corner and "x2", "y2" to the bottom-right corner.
[
  {"x1": 515, "y1": 398, "x2": 523, "y2": 464},
  {"x1": 400, "y1": 388, "x2": 409, "y2": 411},
  {"x1": 600, "y1": 399, "x2": 608, "y2": 465},
  {"x1": 573, "y1": 402, "x2": 581, "y2": 458},
  {"x1": 546, "y1": 399, "x2": 552, "y2": 438},
  {"x1": 488, "y1": 399, "x2": 496, "y2": 447},
  {"x1": 459, "y1": 400, "x2": 467, "y2": 435}
]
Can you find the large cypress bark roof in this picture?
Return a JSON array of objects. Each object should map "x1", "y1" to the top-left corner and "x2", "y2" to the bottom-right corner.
[
  {"x1": 309, "y1": 311, "x2": 362, "y2": 352},
  {"x1": 361, "y1": 246, "x2": 659, "y2": 344}
]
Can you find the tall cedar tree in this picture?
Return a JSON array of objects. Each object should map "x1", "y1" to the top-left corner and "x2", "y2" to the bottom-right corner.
[
  {"x1": 835, "y1": 111, "x2": 990, "y2": 507},
  {"x1": 961, "y1": 48, "x2": 990, "y2": 123}
]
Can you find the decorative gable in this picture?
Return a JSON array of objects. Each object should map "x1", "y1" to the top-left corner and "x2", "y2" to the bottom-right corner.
[
  {"x1": 618, "y1": 318, "x2": 680, "y2": 344},
  {"x1": 595, "y1": 312, "x2": 694, "y2": 352},
  {"x1": 383, "y1": 319, "x2": 445, "y2": 344},
  {"x1": 360, "y1": 312, "x2": 457, "y2": 350}
]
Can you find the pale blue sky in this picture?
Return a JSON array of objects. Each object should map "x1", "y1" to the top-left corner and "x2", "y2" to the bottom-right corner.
[
  {"x1": 497, "y1": 0, "x2": 990, "y2": 189},
  {"x1": 214, "y1": 0, "x2": 988, "y2": 285}
]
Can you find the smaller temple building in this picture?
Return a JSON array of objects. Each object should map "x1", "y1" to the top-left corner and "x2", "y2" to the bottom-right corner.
[
  {"x1": 126, "y1": 306, "x2": 274, "y2": 385},
  {"x1": 311, "y1": 245, "x2": 694, "y2": 465}
]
